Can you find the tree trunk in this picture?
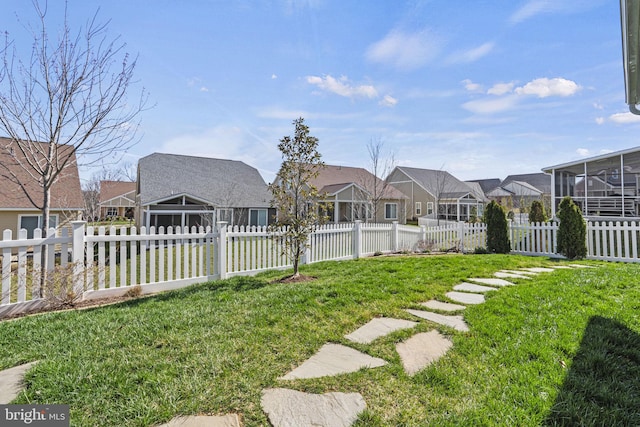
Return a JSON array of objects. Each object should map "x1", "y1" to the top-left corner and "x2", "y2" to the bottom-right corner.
[{"x1": 39, "y1": 186, "x2": 52, "y2": 298}]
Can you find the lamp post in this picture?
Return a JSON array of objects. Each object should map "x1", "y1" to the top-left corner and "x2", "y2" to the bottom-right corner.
[{"x1": 621, "y1": 0, "x2": 640, "y2": 114}]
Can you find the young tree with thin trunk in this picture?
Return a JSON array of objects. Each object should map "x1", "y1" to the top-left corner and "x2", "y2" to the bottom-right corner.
[
  {"x1": 361, "y1": 138, "x2": 396, "y2": 223},
  {"x1": 0, "y1": 2, "x2": 147, "y2": 232},
  {"x1": 269, "y1": 118, "x2": 325, "y2": 278},
  {"x1": 0, "y1": 2, "x2": 147, "y2": 293}
]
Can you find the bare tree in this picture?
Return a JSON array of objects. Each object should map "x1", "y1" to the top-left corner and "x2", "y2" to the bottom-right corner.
[
  {"x1": 0, "y1": 2, "x2": 148, "y2": 232},
  {"x1": 82, "y1": 167, "x2": 127, "y2": 222},
  {"x1": 0, "y1": 2, "x2": 147, "y2": 293},
  {"x1": 362, "y1": 138, "x2": 396, "y2": 222},
  {"x1": 431, "y1": 167, "x2": 458, "y2": 226}
]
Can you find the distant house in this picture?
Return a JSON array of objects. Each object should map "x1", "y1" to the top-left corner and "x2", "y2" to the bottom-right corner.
[
  {"x1": 98, "y1": 180, "x2": 136, "y2": 220},
  {"x1": 466, "y1": 178, "x2": 501, "y2": 196},
  {"x1": 484, "y1": 173, "x2": 551, "y2": 212},
  {"x1": 387, "y1": 166, "x2": 487, "y2": 222},
  {"x1": 306, "y1": 164, "x2": 408, "y2": 224},
  {"x1": 136, "y1": 153, "x2": 274, "y2": 229},
  {"x1": 0, "y1": 137, "x2": 84, "y2": 237}
]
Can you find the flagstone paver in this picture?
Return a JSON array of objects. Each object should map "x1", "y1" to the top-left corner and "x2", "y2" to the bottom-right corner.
[
  {"x1": 345, "y1": 317, "x2": 418, "y2": 344},
  {"x1": 568, "y1": 264, "x2": 594, "y2": 268},
  {"x1": 453, "y1": 282, "x2": 498, "y2": 293},
  {"x1": 494, "y1": 271, "x2": 531, "y2": 279},
  {"x1": 396, "y1": 331, "x2": 453, "y2": 375},
  {"x1": 550, "y1": 265, "x2": 572, "y2": 269},
  {"x1": 446, "y1": 291, "x2": 485, "y2": 305},
  {"x1": 280, "y1": 343, "x2": 387, "y2": 380},
  {"x1": 467, "y1": 278, "x2": 515, "y2": 287},
  {"x1": 505, "y1": 269, "x2": 538, "y2": 275},
  {"x1": 261, "y1": 388, "x2": 366, "y2": 427},
  {"x1": 405, "y1": 309, "x2": 469, "y2": 332},
  {"x1": 0, "y1": 361, "x2": 38, "y2": 404},
  {"x1": 156, "y1": 414, "x2": 242, "y2": 427},
  {"x1": 421, "y1": 300, "x2": 466, "y2": 312},
  {"x1": 521, "y1": 267, "x2": 555, "y2": 273}
]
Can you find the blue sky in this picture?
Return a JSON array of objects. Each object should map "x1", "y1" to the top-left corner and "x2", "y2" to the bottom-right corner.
[{"x1": 2, "y1": 0, "x2": 636, "y2": 184}]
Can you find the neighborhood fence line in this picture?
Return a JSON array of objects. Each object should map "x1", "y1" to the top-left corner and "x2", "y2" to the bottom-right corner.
[{"x1": 2, "y1": 219, "x2": 639, "y2": 318}]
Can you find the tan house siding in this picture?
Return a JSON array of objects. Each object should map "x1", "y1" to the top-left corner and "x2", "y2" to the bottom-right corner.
[
  {"x1": 387, "y1": 170, "x2": 435, "y2": 221},
  {"x1": 0, "y1": 209, "x2": 81, "y2": 238}
]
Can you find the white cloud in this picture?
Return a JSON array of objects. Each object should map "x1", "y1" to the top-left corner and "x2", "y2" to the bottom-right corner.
[
  {"x1": 508, "y1": 0, "x2": 569, "y2": 24},
  {"x1": 462, "y1": 95, "x2": 519, "y2": 114},
  {"x1": 365, "y1": 29, "x2": 442, "y2": 70},
  {"x1": 306, "y1": 75, "x2": 378, "y2": 99},
  {"x1": 609, "y1": 112, "x2": 640, "y2": 124},
  {"x1": 576, "y1": 148, "x2": 591, "y2": 156},
  {"x1": 514, "y1": 78, "x2": 580, "y2": 98},
  {"x1": 462, "y1": 79, "x2": 483, "y2": 93},
  {"x1": 200, "y1": 87, "x2": 209, "y2": 92},
  {"x1": 595, "y1": 117, "x2": 605, "y2": 125},
  {"x1": 379, "y1": 95, "x2": 398, "y2": 107},
  {"x1": 446, "y1": 42, "x2": 495, "y2": 64},
  {"x1": 271, "y1": 74, "x2": 278, "y2": 80},
  {"x1": 488, "y1": 82, "x2": 515, "y2": 96},
  {"x1": 576, "y1": 148, "x2": 615, "y2": 157}
]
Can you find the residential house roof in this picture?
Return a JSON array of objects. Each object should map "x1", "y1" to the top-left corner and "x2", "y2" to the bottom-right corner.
[
  {"x1": 501, "y1": 173, "x2": 551, "y2": 194},
  {"x1": 466, "y1": 178, "x2": 501, "y2": 194},
  {"x1": 308, "y1": 164, "x2": 407, "y2": 200},
  {"x1": 99, "y1": 181, "x2": 136, "y2": 204},
  {"x1": 0, "y1": 137, "x2": 84, "y2": 210},
  {"x1": 137, "y1": 153, "x2": 272, "y2": 208},
  {"x1": 502, "y1": 180, "x2": 543, "y2": 196},
  {"x1": 391, "y1": 166, "x2": 486, "y2": 201}
]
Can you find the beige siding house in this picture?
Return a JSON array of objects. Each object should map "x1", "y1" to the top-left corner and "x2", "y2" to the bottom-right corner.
[
  {"x1": 387, "y1": 166, "x2": 487, "y2": 223},
  {"x1": 99, "y1": 180, "x2": 136, "y2": 220},
  {"x1": 308, "y1": 164, "x2": 408, "y2": 224},
  {"x1": 0, "y1": 138, "x2": 84, "y2": 237}
]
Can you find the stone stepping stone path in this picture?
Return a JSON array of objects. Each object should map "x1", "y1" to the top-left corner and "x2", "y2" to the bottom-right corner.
[
  {"x1": 467, "y1": 277, "x2": 514, "y2": 287},
  {"x1": 280, "y1": 343, "x2": 387, "y2": 380},
  {"x1": 521, "y1": 267, "x2": 555, "y2": 273},
  {"x1": 405, "y1": 309, "x2": 469, "y2": 332},
  {"x1": 453, "y1": 282, "x2": 498, "y2": 293},
  {"x1": 156, "y1": 414, "x2": 241, "y2": 427},
  {"x1": 446, "y1": 291, "x2": 485, "y2": 305},
  {"x1": 396, "y1": 331, "x2": 453, "y2": 376},
  {"x1": 345, "y1": 317, "x2": 417, "y2": 344},
  {"x1": 0, "y1": 361, "x2": 38, "y2": 404},
  {"x1": 494, "y1": 271, "x2": 531, "y2": 279},
  {"x1": 421, "y1": 300, "x2": 466, "y2": 312},
  {"x1": 502, "y1": 269, "x2": 538, "y2": 276},
  {"x1": 261, "y1": 388, "x2": 366, "y2": 427}
]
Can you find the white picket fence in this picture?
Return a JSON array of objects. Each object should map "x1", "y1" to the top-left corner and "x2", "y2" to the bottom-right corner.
[{"x1": 2, "y1": 219, "x2": 640, "y2": 318}]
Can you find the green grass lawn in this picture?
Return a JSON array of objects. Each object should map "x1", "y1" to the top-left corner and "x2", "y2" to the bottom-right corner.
[{"x1": 0, "y1": 254, "x2": 638, "y2": 426}]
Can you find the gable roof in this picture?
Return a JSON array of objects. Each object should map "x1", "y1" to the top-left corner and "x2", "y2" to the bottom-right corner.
[
  {"x1": 0, "y1": 137, "x2": 84, "y2": 210},
  {"x1": 308, "y1": 164, "x2": 407, "y2": 200},
  {"x1": 502, "y1": 180, "x2": 543, "y2": 196},
  {"x1": 391, "y1": 166, "x2": 483, "y2": 200},
  {"x1": 99, "y1": 181, "x2": 136, "y2": 204},
  {"x1": 137, "y1": 153, "x2": 271, "y2": 208},
  {"x1": 501, "y1": 173, "x2": 551, "y2": 194},
  {"x1": 466, "y1": 178, "x2": 501, "y2": 194}
]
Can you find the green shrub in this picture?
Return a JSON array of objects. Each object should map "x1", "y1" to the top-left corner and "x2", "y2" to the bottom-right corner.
[
  {"x1": 556, "y1": 196, "x2": 587, "y2": 259},
  {"x1": 483, "y1": 201, "x2": 510, "y2": 254},
  {"x1": 529, "y1": 200, "x2": 548, "y2": 223}
]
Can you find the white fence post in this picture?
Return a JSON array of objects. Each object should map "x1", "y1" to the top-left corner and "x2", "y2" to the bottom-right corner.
[
  {"x1": 217, "y1": 221, "x2": 228, "y2": 279},
  {"x1": 353, "y1": 221, "x2": 362, "y2": 259},
  {"x1": 458, "y1": 222, "x2": 465, "y2": 252},
  {"x1": 72, "y1": 221, "x2": 86, "y2": 296},
  {"x1": 391, "y1": 221, "x2": 399, "y2": 252}
]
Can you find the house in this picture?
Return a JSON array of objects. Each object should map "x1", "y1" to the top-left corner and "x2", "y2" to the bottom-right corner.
[
  {"x1": 98, "y1": 180, "x2": 136, "y2": 220},
  {"x1": 0, "y1": 137, "x2": 84, "y2": 237},
  {"x1": 466, "y1": 178, "x2": 501, "y2": 196},
  {"x1": 386, "y1": 166, "x2": 487, "y2": 223},
  {"x1": 306, "y1": 164, "x2": 408, "y2": 224},
  {"x1": 543, "y1": 146, "x2": 640, "y2": 218},
  {"x1": 136, "y1": 153, "x2": 275, "y2": 229},
  {"x1": 486, "y1": 180, "x2": 544, "y2": 209}
]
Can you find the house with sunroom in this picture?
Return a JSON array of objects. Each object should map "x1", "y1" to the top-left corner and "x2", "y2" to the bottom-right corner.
[
  {"x1": 136, "y1": 153, "x2": 275, "y2": 229},
  {"x1": 98, "y1": 180, "x2": 136, "y2": 220},
  {"x1": 386, "y1": 166, "x2": 487, "y2": 223},
  {"x1": 0, "y1": 137, "x2": 84, "y2": 238}
]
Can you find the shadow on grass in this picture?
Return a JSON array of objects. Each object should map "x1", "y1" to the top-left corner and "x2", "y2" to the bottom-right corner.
[{"x1": 543, "y1": 316, "x2": 640, "y2": 426}]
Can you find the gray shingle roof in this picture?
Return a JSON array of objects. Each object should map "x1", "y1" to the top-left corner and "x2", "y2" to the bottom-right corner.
[
  {"x1": 501, "y1": 173, "x2": 551, "y2": 194},
  {"x1": 138, "y1": 153, "x2": 271, "y2": 208},
  {"x1": 394, "y1": 166, "x2": 479, "y2": 199}
]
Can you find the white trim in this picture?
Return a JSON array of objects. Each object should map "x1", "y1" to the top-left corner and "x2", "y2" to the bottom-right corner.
[{"x1": 384, "y1": 203, "x2": 398, "y2": 220}]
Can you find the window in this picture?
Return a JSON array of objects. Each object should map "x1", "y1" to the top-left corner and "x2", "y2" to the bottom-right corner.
[
  {"x1": 384, "y1": 203, "x2": 398, "y2": 220},
  {"x1": 249, "y1": 209, "x2": 268, "y2": 227},
  {"x1": 19, "y1": 214, "x2": 58, "y2": 239},
  {"x1": 415, "y1": 202, "x2": 422, "y2": 216},
  {"x1": 106, "y1": 207, "x2": 118, "y2": 217},
  {"x1": 427, "y1": 202, "x2": 434, "y2": 215}
]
